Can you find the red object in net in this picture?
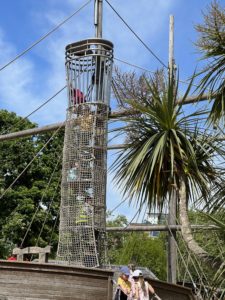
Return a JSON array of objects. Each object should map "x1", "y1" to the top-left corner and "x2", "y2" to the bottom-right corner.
[{"x1": 72, "y1": 89, "x2": 86, "y2": 105}]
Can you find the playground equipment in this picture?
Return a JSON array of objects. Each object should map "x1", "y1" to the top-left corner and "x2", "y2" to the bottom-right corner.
[{"x1": 57, "y1": 39, "x2": 113, "y2": 267}]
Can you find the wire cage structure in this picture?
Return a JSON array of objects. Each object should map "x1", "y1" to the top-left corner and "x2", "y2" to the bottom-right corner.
[{"x1": 57, "y1": 39, "x2": 113, "y2": 268}]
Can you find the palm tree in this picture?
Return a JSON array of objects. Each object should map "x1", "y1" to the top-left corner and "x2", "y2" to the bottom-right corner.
[
  {"x1": 112, "y1": 72, "x2": 225, "y2": 273},
  {"x1": 195, "y1": 0, "x2": 225, "y2": 124}
]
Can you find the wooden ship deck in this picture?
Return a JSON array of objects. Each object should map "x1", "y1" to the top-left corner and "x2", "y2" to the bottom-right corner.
[
  {"x1": 0, "y1": 261, "x2": 196, "y2": 300},
  {"x1": 0, "y1": 261, "x2": 114, "y2": 300}
]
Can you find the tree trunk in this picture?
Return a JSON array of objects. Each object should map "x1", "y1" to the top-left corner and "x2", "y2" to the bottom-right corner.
[{"x1": 178, "y1": 177, "x2": 225, "y2": 274}]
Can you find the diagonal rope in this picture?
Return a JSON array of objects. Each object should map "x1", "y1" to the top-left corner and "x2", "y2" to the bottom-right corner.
[
  {"x1": 163, "y1": 201, "x2": 204, "y2": 290},
  {"x1": 165, "y1": 201, "x2": 212, "y2": 290},
  {"x1": 49, "y1": 209, "x2": 60, "y2": 245},
  {"x1": 165, "y1": 220, "x2": 198, "y2": 290},
  {"x1": 0, "y1": 85, "x2": 66, "y2": 135},
  {"x1": 114, "y1": 57, "x2": 156, "y2": 74},
  {"x1": 122, "y1": 206, "x2": 144, "y2": 232},
  {"x1": 114, "y1": 57, "x2": 207, "y2": 90},
  {"x1": 182, "y1": 252, "x2": 191, "y2": 286},
  {"x1": 20, "y1": 150, "x2": 62, "y2": 248},
  {"x1": 105, "y1": 0, "x2": 167, "y2": 68},
  {"x1": 175, "y1": 222, "x2": 215, "y2": 288},
  {"x1": 0, "y1": 0, "x2": 92, "y2": 72},
  {"x1": 177, "y1": 236, "x2": 209, "y2": 296},
  {"x1": 215, "y1": 232, "x2": 225, "y2": 260},
  {"x1": 0, "y1": 123, "x2": 64, "y2": 201},
  {"x1": 34, "y1": 160, "x2": 62, "y2": 247},
  {"x1": 141, "y1": 204, "x2": 148, "y2": 223},
  {"x1": 108, "y1": 198, "x2": 128, "y2": 214},
  {"x1": 20, "y1": 168, "x2": 60, "y2": 248}
]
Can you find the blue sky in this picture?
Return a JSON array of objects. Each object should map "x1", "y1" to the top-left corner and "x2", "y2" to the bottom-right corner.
[{"x1": 0, "y1": 0, "x2": 217, "y2": 221}]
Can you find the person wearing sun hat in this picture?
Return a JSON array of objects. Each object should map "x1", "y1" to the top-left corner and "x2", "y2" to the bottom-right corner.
[
  {"x1": 115, "y1": 266, "x2": 133, "y2": 300},
  {"x1": 132, "y1": 270, "x2": 161, "y2": 300}
]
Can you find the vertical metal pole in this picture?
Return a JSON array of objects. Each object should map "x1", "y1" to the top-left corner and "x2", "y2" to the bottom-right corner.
[
  {"x1": 167, "y1": 14, "x2": 177, "y2": 284},
  {"x1": 94, "y1": 0, "x2": 103, "y2": 38}
]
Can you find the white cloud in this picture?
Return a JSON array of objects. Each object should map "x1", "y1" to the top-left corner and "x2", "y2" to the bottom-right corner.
[{"x1": 0, "y1": 29, "x2": 37, "y2": 117}]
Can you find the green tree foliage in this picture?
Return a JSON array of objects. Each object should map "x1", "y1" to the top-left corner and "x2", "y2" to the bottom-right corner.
[
  {"x1": 0, "y1": 110, "x2": 63, "y2": 258},
  {"x1": 116, "y1": 233, "x2": 167, "y2": 280},
  {"x1": 107, "y1": 214, "x2": 167, "y2": 280},
  {"x1": 195, "y1": 0, "x2": 225, "y2": 124},
  {"x1": 191, "y1": 211, "x2": 225, "y2": 257},
  {"x1": 107, "y1": 212, "x2": 128, "y2": 258}
]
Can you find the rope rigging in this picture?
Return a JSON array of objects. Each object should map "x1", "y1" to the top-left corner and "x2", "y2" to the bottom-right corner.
[
  {"x1": 49, "y1": 209, "x2": 60, "y2": 246},
  {"x1": 0, "y1": 85, "x2": 66, "y2": 135},
  {"x1": 108, "y1": 198, "x2": 128, "y2": 214},
  {"x1": 35, "y1": 174, "x2": 61, "y2": 248},
  {"x1": 164, "y1": 201, "x2": 222, "y2": 296},
  {"x1": 21, "y1": 153, "x2": 62, "y2": 248},
  {"x1": 105, "y1": 0, "x2": 167, "y2": 68},
  {"x1": 107, "y1": 201, "x2": 212, "y2": 296},
  {"x1": 0, "y1": 0, "x2": 92, "y2": 72},
  {"x1": 114, "y1": 57, "x2": 207, "y2": 91},
  {"x1": 164, "y1": 217, "x2": 198, "y2": 291},
  {"x1": 0, "y1": 123, "x2": 64, "y2": 201},
  {"x1": 108, "y1": 195, "x2": 217, "y2": 296}
]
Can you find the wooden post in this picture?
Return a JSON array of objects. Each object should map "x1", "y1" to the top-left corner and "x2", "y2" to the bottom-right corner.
[
  {"x1": 167, "y1": 188, "x2": 177, "y2": 283},
  {"x1": 167, "y1": 15, "x2": 177, "y2": 284},
  {"x1": 94, "y1": 0, "x2": 103, "y2": 38}
]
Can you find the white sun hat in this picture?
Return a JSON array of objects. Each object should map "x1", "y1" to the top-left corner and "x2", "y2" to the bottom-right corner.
[{"x1": 133, "y1": 270, "x2": 143, "y2": 277}]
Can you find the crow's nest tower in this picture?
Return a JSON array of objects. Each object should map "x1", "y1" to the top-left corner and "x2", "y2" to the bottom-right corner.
[{"x1": 57, "y1": 38, "x2": 113, "y2": 267}]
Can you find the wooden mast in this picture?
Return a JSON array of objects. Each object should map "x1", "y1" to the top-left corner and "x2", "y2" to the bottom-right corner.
[{"x1": 167, "y1": 14, "x2": 177, "y2": 284}]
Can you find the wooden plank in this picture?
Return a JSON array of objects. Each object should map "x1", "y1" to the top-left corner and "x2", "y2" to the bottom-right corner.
[
  {"x1": 0, "y1": 262, "x2": 113, "y2": 299},
  {"x1": 149, "y1": 278, "x2": 195, "y2": 300},
  {"x1": 0, "y1": 261, "x2": 113, "y2": 277},
  {"x1": 0, "y1": 261, "x2": 196, "y2": 300},
  {"x1": 13, "y1": 246, "x2": 51, "y2": 255}
]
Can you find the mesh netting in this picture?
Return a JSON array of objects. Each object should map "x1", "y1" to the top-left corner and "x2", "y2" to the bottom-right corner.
[{"x1": 57, "y1": 39, "x2": 113, "y2": 267}]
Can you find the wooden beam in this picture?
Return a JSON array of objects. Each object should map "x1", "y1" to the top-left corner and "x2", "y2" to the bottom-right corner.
[
  {"x1": 176, "y1": 93, "x2": 209, "y2": 105},
  {"x1": 106, "y1": 224, "x2": 219, "y2": 232},
  {"x1": 0, "y1": 124, "x2": 224, "y2": 144},
  {"x1": 0, "y1": 92, "x2": 217, "y2": 142},
  {"x1": 0, "y1": 122, "x2": 65, "y2": 141},
  {"x1": 0, "y1": 123, "x2": 224, "y2": 145},
  {"x1": 111, "y1": 93, "x2": 210, "y2": 119}
]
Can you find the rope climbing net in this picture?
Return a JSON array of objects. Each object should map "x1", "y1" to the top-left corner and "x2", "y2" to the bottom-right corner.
[{"x1": 57, "y1": 38, "x2": 113, "y2": 267}]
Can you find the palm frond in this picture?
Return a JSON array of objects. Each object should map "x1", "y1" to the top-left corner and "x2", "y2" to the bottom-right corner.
[
  {"x1": 195, "y1": 1, "x2": 225, "y2": 124},
  {"x1": 112, "y1": 71, "x2": 224, "y2": 212}
]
